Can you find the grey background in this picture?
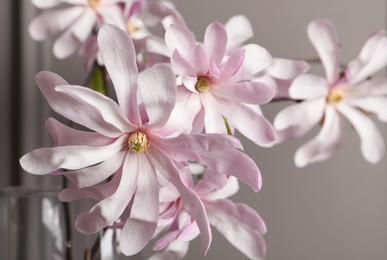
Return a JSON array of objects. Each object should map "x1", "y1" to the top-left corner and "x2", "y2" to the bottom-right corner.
[{"x1": 0, "y1": 0, "x2": 386, "y2": 259}]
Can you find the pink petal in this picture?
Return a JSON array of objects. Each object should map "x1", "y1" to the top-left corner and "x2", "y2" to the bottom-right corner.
[
  {"x1": 204, "y1": 22, "x2": 227, "y2": 65},
  {"x1": 165, "y1": 24, "x2": 196, "y2": 57},
  {"x1": 294, "y1": 105, "x2": 343, "y2": 167},
  {"x1": 201, "y1": 93, "x2": 227, "y2": 134},
  {"x1": 211, "y1": 81, "x2": 275, "y2": 105},
  {"x1": 345, "y1": 96, "x2": 387, "y2": 122},
  {"x1": 64, "y1": 149, "x2": 126, "y2": 188},
  {"x1": 336, "y1": 103, "x2": 385, "y2": 164},
  {"x1": 266, "y1": 58, "x2": 310, "y2": 80},
  {"x1": 203, "y1": 177, "x2": 240, "y2": 201},
  {"x1": 149, "y1": 240, "x2": 189, "y2": 260},
  {"x1": 307, "y1": 19, "x2": 340, "y2": 85},
  {"x1": 206, "y1": 199, "x2": 267, "y2": 259},
  {"x1": 53, "y1": 9, "x2": 96, "y2": 59},
  {"x1": 274, "y1": 98, "x2": 326, "y2": 131},
  {"x1": 348, "y1": 79, "x2": 387, "y2": 96},
  {"x1": 190, "y1": 45, "x2": 209, "y2": 76},
  {"x1": 98, "y1": 24, "x2": 141, "y2": 125},
  {"x1": 289, "y1": 74, "x2": 329, "y2": 100},
  {"x1": 98, "y1": 4, "x2": 126, "y2": 30},
  {"x1": 19, "y1": 135, "x2": 127, "y2": 175},
  {"x1": 75, "y1": 153, "x2": 139, "y2": 234},
  {"x1": 148, "y1": 146, "x2": 212, "y2": 254},
  {"x1": 230, "y1": 44, "x2": 272, "y2": 82},
  {"x1": 45, "y1": 117, "x2": 113, "y2": 146},
  {"x1": 171, "y1": 50, "x2": 196, "y2": 77},
  {"x1": 120, "y1": 155, "x2": 159, "y2": 255},
  {"x1": 219, "y1": 49, "x2": 245, "y2": 81},
  {"x1": 346, "y1": 30, "x2": 387, "y2": 84},
  {"x1": 29, "y1": 7, "x2": 84, "y2": 41},
  {"x1": 217, "y1": 98, "x2": 276, "y2": 145},
  {"x1": 31, "y1": 0, "x2": 61, "y2": 8},
  {"x1": 225, "y1": 15, "x2": 253, "y2": 51},
  {"x1": 137, "y1": 64, "x2": 176, "y2": 127}
]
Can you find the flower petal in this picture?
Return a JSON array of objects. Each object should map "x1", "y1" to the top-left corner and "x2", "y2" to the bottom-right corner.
[
  {"x1": 206, "y1": 199, "x2": 266, "y2": 260},
  {"x1": 148, "y1": 146, "x2": 212, "y2": 254},
  {"x1": 274, "y1": 98, "x2": 326, "y2": 131},
  {"x1": 211, "y1": 81, "x2": 275, "y2": 105},
  {"x1": 201, "y1": 93, "x2": 227, "y2": 134},
  {"x1": 29, "y1": 7, "x2": 84, "y2": 41},
  {"x1": 204, "y1": 22, "x2": 227, "y2": 65},
  {"x1": 345, "y1": 96, "x2": 387, "y2": 122},
  {"x1": 190, "y1": 45, "x2": 209, "y2": 76},
  {"x1": 137, "y1": 64, "x2": 176, "y2": 127},
  {"x1": 120, "y1": 154, "x2": 159, "y2": 255},
  {"x1": 165, "y1": 24, "x2": 196, "y2": 57},
  {"x1": 98, "y1": 24, "x2": 141, "y2": 125},
  {"x1": 149, "y1": 240, "x2": 189, "y2": 260},
  {"x1": 219, "y1": 48, "x2": 245, "y2": 81},
  {"x1": 75, "y1": 153, "x2": 139, "y2": 234},
  {"x1": 294, "y1": 105, "x2": 343, "y2": 167},
  {"x1": 20, "y1": 135, "x2": 127, "y2": 175},
  {"x1": 336, "y1": 103, "x2": 385, "y2": 164},
  {"x1": 171, "y1": 51, "x2": 196, "y2": 77},
  {"x1": 217, "y1": 99, "x2": 276, "y2": 145},
  {"x1": 346, "y1": 30, "x2": 387, "y2": 84},
  {"x1": 266, "y1": 58, "x2": 310, "y2": 80},
  {"x1": 289, "y1": 74, "x2": 329, "y2": 100},
  {"x1": 307, "y1": 19, "x2": 340, "y2": 85},
  {"x1": 225, "y1": 15, "x2": 253, "y2": 51}
]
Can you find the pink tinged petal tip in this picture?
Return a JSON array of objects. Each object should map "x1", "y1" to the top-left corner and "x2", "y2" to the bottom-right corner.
[
  {"x1": 204, "y1": 22, "x2": 228, "y2": 65},
  {"x1": 165, "y1": 24, "x2": 197, "y2": 57},
  {"x1": 266, "y1": 58, "x2": 310, "y2": 80},
  {"x1": 307, "y1": 19, "x2": 340, "y2": 85},
  {"x1": 225, "y1": 15, "x2": 253, "y2": 51}
]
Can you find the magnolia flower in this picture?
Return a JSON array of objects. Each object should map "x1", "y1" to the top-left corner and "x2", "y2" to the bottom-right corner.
[
  {"x1": 20, "y1": 24, "x2": 262, "y2": 255},
  {"x1": 29, "y1": 0, "x2": 127, "y2": 59},
  {"x1": 151, "y1": 174, "x2": 267, "y2": 260},
  {"x1": 274, "y1": 19, "x2": 387, "y2": 167},
  {"x1": 164, "y1": 21, "x2": 276, "y2": 145}
]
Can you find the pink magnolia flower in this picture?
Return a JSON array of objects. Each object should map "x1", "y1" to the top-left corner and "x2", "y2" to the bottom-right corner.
[
  {"x1": 151, "y1": 173, "x2": 266, "y2": 260},
  {"x1": 164, "y1": 21, "x2": 276, "y2": 145},
  {"x1": 274, "y1": 19, "x2": 387, "y2": 167},
  {"x1": 29, "y1": 0, "x2": 127, "y2": 59},
  {"x1": 20, "y1": 24, "x2": 262, "y2": 255}
]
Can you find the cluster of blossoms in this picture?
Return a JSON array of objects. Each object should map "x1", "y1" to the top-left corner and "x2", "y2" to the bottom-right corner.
[{"x1": 21, "y1": 0, "x2": 387, "y2": 259}]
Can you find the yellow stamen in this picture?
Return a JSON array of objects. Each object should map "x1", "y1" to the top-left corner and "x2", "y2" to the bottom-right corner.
[
  {"x1": 195, "y1": 77, "x2": 210, "y2": 93},
  {"x1": 128, "y1": 21, "x2": 139, "y2": 34},
  {"x1": 128, "y1": 132, "x2": 149, "y2": 153},
  {"x1": 328, "y1": 88, "x2": 344, "y2": 104},
  {"x1": 88, "y1": 0, "x2": 101, "y2": 10}
]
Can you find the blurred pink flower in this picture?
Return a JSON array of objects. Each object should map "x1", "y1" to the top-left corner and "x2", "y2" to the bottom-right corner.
[
  {"x1": 151, "y1": 174, "x2": 266, "y2": 260},
  {"x1": 274, "y1": 19, "x2": 387, "y2": 167},
  {"x1": 20, "y1": 24, "x2": 262, "y2": 255},
  {"x1": 29, "y1": 0, "x2": 127, "y2": 59},
  {"x1": 164, "y1": 21, "x2": 276, "y2": 146}
]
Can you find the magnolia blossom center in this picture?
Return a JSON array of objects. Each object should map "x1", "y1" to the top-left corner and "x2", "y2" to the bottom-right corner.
[
  {"x1": 328, "y1": 88, "x2": 345, "y2": 104},
  {"x1": 128, "y1": 132, "x2": 149, "y2": 153},
  {"x1": 195, "y1": 77, "x2": 210, "y2": 93},
  {"x1": 128, "y1": 21, "x2": 139, "y2": 34},
  {"x1": 88, "y1": 0, "x2": 101, "y2": 9}
]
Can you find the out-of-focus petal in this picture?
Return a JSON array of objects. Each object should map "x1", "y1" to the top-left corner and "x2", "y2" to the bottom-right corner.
[
  {"x1": 347, "y1": 79, "x2": 387, "y2": 96},
  {"x1": 274, "y1": 98, "x2": 326, "y2": 131},
  {"x1": 294, "y1": 105, "x2": 343, "y2": 167},
  {"x1": 266, "y1": 58, "x2": 310, "y2": 80},
  {"x1": 307, "y1": 19, "x2": 340, "y2": 85},
  {"x1": 345, "y1": 96, "x2": 387, "y2": 122},
  {"x1": 211, "y1": 81, "x2": 275, "y2": 105},
  {"x1": 336, "y1": 103, "x2": 385, "y2": 164},
  {"x1": 120, "y1": 155, "x2": 159, "y2": 255},
  {"x1": 202, "y1": 177, "x2": 239, "y2": 201},
  {"x1": 219, "y1": 49, "x2": 245, "y2": 81},
  {"x1": 165, "y1": 24, "x2": 196, "y2": 57},
  {"x1": 346, "y1": 30, "x2": 387, "y2": 84},
  {"x1": 217, "y1": 98, "x2": 276, "y2": 145},
  {"x1": 289, "y1": 74, "x2": 329, "y2": 100},
  {"x1": 204, "y1": 22, "x2": 227, "y2": 65},
  {"x1": 98, "y1": 24, "x2": 141, "y2": 125},
  {"x1": 149, "y1": 240, "x2": 189, "y2": 260},
  {"x1": 148, "y1": 146, "x2": 212, "y2": 254},
  {"x1": 75, "y1": 153, "x2": 139, "y2": 234},
  {"x1": 19, "y1": 135, "x2": 127, "y2": 175},
  {"x1": 98, "y1": 4, "x2": 126, "y2": 30},
  {"x1": 171, "y1": 51, "x2": 196, "y2": 77},
  {"x1": 225, "y1": 15, "x2": 253, "y2": 51},
  {"x1": 206, "y1": 199, "x2": 266, "y2": 260},
  {"x1": 29, "y1": 7, "x2": 84, "y2": 41},
  {"x1": 137, "y1": 64, "x2": 176, "y2": 127}
]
